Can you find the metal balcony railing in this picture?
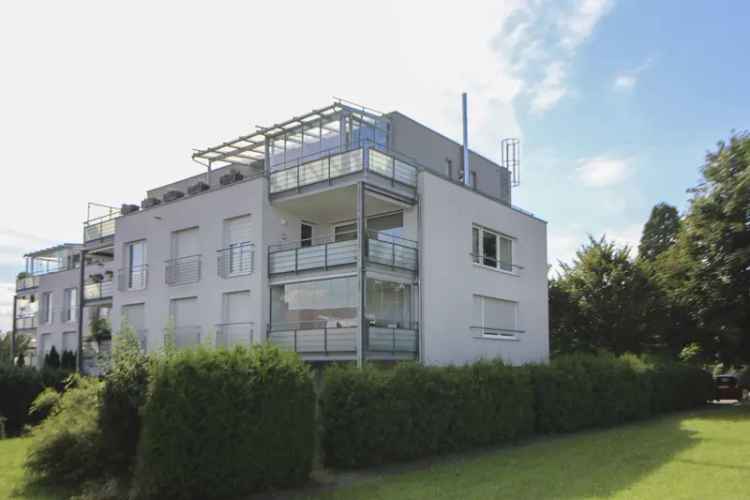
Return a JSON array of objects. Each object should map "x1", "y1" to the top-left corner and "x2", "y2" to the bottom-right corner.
[
  {"x1": 366, "y1": 232, "x2": 418, "y2": 271},
  {"x1": 267, "y1": 321, "x2": 357, "y2": 354},
  {"x1": 366, "y1": 321, "x2": 419, "y2": 355},
  {"x1": 15, "y1": 314, "x2": 38, "y2": 330},
  {"x1": 470, "y1": 253, "x2": 523, "y2": 273},
  {"x1": 470, "y1": 326, "x2": 525, "y2": 339},
  {"x1": 165, "y1": 255, "x2": 201, "y2": 286},
  {"x1": 84, "y1": 209, "x2": 119, "y2": 243},
  {"x1": 117, "y1": 265, "x2": 149, "y2": 291},
  {"x1": 84, "y1": 280, "x2": 114, "y2": 301},
  {"x1": 268, "y1": 143, "x2": 420, "y2": 195},
  {"x1": 217, "y1": 243, "x2": 254, "y2": 278},
  {"x1": 268, "y1": 231, "x2": 358, "y2": 275},
  {"x1": 215, "y1": 322, "x2": 254, "y2": 347},
  {"x1": 16, "y1": 275, "x2": 39, "y2": 291}
]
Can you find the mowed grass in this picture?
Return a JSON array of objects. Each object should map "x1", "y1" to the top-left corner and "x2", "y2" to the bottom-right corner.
[
  {"x1": 305, "y1": 405, "x2": 750, "y2": 500},
  {"x1": 2, "y1": 406, "x2": 749, "y2": 499}
]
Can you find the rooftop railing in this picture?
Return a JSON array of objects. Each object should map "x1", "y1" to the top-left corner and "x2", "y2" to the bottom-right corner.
[
  {"x1": 268, "y1": 141, "x2": 419, "y2": 195},
  {"x1": 84, "y1": 208, "x2": 120, "y2": 243}
]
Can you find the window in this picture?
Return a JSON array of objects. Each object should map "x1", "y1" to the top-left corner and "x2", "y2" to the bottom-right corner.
[
  {"x1": 126, "y1": 240, "x2": 147, "y2": 289},
  {"x1": 40, "y1": 333, "x2": 52, "y2": 356},
  {"x1": 334, "y1": 212, "x2": 407, "y2": 244},
  {"x1": 63, "y1": 288, "x2": 77, "y2": 322},
  {"x1": 301, "y1": 223, "x2": 313, "y2": 248},
  {"x1": 170, "y1": 297, "x2": 200, "y2": 347},
  {"x1": 366, "y1": 279, "x2": 412, "y2": 328},
  {"x1": 41, "y1": 292, "x2": 52, "y2": 324},
  {"x1": 472, "y1": 225, "x2": 514, "y2": 272},
  {"x1": 220, "y1": 291, "x2": 252, "y2": 347},
  {"x1": 472, "y1": 295, "x2": 520, "y2": 339},
  {"x1": 62, "y1": 331, "x2": 77, "y2": 353},
  {"x1": 271, "y1": 277, "x2": 357, "y2": 329},
  {"x1": 223, "y1": 215, "x2": 252, "y2": 276},
  {"x1": 122, "y1": 303, "x2": 146, "y2": 350}
]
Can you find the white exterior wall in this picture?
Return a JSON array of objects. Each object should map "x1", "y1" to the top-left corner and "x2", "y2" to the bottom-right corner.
[
  {"x1": 35, "y1": 268, "x2": 81, "y2": 367},
  {"x1": 112, "y1": 177, "x2": 267, "y2": 350},
  {"x1": 419, "y1": 171, "x2": 549, "y2": 366}
]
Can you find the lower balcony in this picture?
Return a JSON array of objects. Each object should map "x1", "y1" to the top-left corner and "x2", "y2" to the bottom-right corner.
[
  {"x1": 84, "y1": 279, "x2": 113, "y2": 301},
  {"x1": 15, "y1": 313, "x2": 38, "y2": 331}
]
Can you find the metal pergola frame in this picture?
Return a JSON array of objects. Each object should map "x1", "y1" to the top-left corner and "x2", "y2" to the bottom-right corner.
[{"x1": 191, "y1": 101, "x2": 387, "y2": 167}]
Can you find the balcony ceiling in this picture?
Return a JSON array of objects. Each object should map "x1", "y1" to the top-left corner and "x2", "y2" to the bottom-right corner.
[{"x1": 273, "y1": 185, "x2": 408, "y2": 224}]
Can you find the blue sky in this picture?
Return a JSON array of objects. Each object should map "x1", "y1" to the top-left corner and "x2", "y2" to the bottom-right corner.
[{"x1": 0, "y1": 0, "x2": 748, "y2": 330}]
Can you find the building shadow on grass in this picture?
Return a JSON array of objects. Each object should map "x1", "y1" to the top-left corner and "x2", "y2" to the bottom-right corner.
[{"x1": 251, "y1": 405, "x2": 750, "y2": 500}]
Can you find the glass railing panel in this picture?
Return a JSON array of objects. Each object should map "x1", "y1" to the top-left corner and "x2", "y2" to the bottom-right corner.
[
  {"x1": 368, "y1": 326, "x2": 418, "y2": 353},
  {"x1": 368, "y1": 149, "x2": 395, "y2": 178},
  {"x1": 329, "y1": 149, "x2": 363, "y2": 178}
]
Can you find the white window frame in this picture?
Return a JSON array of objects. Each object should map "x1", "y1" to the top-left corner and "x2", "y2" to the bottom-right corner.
[
  {"x1": 472, "y1": 224, "x2": 516, "y2": 274},
  {"x1": 472, "y1": 295, "x2": 521, "y2": 340},
  {"x1": 126, "y1": 239, "x2": 148, "y2": 290},
  {"x1": 41, "y1": 292, "x2": 53, "y2": 325},
  {"x1": 63, "y1": 288, "x2": 77, "y2": 323}
]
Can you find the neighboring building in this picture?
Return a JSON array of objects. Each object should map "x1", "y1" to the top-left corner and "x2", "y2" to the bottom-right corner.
[{"x1": 11, "y1": 101, "x2": 549, "y2": 368}]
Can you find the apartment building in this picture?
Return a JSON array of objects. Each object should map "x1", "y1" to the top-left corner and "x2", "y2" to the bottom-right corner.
[{"x1": 11, "y1": 100, "x2": 549, "y2": 368}]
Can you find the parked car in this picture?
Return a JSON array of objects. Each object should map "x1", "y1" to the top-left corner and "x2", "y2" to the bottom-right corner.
[{"x1": 714, "y1": 375, "x2": 743, "y2": 401}]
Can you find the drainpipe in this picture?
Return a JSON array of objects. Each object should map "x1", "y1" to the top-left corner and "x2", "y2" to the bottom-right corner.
[
  {"x1": 356, "y1": 182, "x2": 366, "y2": 368},
  {"x1": 462, "y1": 92, "x2": 470, "y2": 187},
  {"x1": 10, "y1": 294, "x2": 17, "y2": 364},
  {"x1": 76, "y1": 250, "x2": 87, "y2": 373}
]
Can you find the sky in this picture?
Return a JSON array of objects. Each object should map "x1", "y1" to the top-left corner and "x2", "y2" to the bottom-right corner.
[{"x1": 0, "y1": 0, "x2": 748, "y2": 331}]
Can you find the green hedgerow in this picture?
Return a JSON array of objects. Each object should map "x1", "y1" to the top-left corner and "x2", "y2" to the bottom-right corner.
[{"x1": 133, "y1": 344, "x2": 315, "y2": 500}]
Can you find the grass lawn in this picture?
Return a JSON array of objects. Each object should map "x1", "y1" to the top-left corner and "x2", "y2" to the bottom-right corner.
[
  {"x1": 304, "y1": 405, "x2": 750, "y2": 500},
  {"x1": 2, "y1": 405, "x2": 749, "y2": 499}
]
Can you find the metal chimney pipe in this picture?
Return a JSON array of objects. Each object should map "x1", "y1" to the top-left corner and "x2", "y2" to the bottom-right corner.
[{"x1": 462, "y1": 92, "x2": 470, "y2": 186}]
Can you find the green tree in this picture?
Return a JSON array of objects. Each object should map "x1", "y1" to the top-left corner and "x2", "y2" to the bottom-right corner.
[
  {"x1": 44, "y1": 346, "x2": 61, "y2": 369},
  {"x1": 550, "y1": 236, "x2": 660, "y2": 355},
  {"x1": 677, "y1": 131, "x2": 750, "y2": 364},
  {"x1": 638, "y1": 202, "x2": 681, "y2": 261},
  {"x1": 0, "y1": 332, "x2": 31, "y2": 365}
]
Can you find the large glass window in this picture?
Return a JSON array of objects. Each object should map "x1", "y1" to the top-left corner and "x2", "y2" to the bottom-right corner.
[
  {"x1": 127, "y1": 240, "x2": 147, "y2": 289},
  {"x1": 271, "y1": 277, "x2": 357, "y2": 328},
  {"x1": 366, "y1": 279, "x2": 412, "y2": 328},
  {"x1": 472, "y1": 225, "x2": 514, "y2": 272},
  {"x1": 334, "y1": 212, "x2": 406, "y2": 244}
]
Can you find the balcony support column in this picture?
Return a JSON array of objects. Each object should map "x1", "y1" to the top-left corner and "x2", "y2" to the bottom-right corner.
[
  {"x1": 356, "y1": 181, "x2": 366, "y2": 368},
  {"x1": 76, "y1": 249, "x2": 87, "y2": 373}
]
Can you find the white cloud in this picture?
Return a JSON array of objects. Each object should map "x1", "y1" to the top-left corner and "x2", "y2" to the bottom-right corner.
[
  {"x1": 602, "y1": 223, "x2": 644, "y2": 256},
  {"x1": 613, "y1": 57, "x2": 655, "y2": 91},
  {"x1": 577, "y1": 156, "x2": 633, "y2": 187},
  {"x1": 496, "y1": 0, "x2": 615, "y2": 114}
]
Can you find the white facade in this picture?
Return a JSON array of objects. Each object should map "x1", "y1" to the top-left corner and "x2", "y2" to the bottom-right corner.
[{"x1": 12, "y1": 102, "x2": 549, "y2": 368}]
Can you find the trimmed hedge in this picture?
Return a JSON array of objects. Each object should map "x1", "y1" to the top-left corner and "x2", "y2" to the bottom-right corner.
[
  {"x1": 133, "y1": 345, "x2": 315, "y2": 500},
  {"x1": 0, "y1": 364, "x2": 43, "y2": 435},
  {"x1": 321, "y1": 354, "x2": 713, "y2": 468},
  {"x1": 321, "y1": 361, "x2": 534, "y2": 468}
]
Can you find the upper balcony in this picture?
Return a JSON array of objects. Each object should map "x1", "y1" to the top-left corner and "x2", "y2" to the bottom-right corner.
[
  {"x1": 268, "y1": 145, "x2": 419, "y2": 202},
  {"x1": 83, "y1": 203, "x2": 120, "y2": 246},
  {"x1": 18, "y1": 244, "x2": 82, "y2": 289}
]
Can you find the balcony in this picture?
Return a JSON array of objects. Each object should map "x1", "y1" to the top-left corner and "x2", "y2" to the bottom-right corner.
[
  {"x1": 268, "y1": 231, "x2": 418, "y2": 276},
  {"x1": 366, "y1": 322, "x2": 419, "y2": 356},
  {"x1": 268, "y1": 233, "x2": 358, "y2": 275},
  {"x1": 84, "y1": 204, "x2": 120, "y2": 244},
  {"x1": 15, "y1": 313, "x2": 38, "y2": 331},
  {"x1": 16, "y1": 275, "x2": 39, "y2": 291},
  {"x1": 267, "y1": 321, "x2": 357, "y2": 356},
  {"x1": 84, "y1": 279, "x2": 114, "y2": 301},
  {"x1": 268, "y1": 144, "x2": 418, "y2": 197},
  {"x1": 117, "y1": 265, "x2": 149, "y2": 291},
  {"x1": 215, "y1": 322, "x2": 254, "y2": 347},
  {"x1": 217, "y1": 244, "x2": 254, "y2": 278},
  {"x1": 165, "y1": 255, "x2": 201, "y2": 286}
]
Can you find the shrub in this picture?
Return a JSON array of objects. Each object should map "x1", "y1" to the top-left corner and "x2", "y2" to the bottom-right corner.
[
  {"x1": 44, "y1": 346, "x2": 61, "y2": 369},
  {"x1": 28, "y1": 388, "x2": 61, "y2": 422},
  {"x1": 0, "y1": 364, "x2": 43, "y2": 435},
  {"x1": 25, "y1": 376, "x2": 104, "y2": 486},
  {"x1": 61, "y1": 350, "x2": 77, "y2": 371},
  {"x1": 321, "y1": 360, "x2": 534, "y2": 468},
  {"x1": 99, "y1": 323, "x2": 151, "y2": 476},
  {"x1": 133, "y1": 345, "x2": 315, "y2": 499}
]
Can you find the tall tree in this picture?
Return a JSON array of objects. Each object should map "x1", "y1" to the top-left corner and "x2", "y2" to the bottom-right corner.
[
  {"x1": 678, "y1": 131, "x2": 750, "y2": 364},
  {"x1": 550, "y1": 236, "x2": 660, "y2": 356},
  {"x1": 639, "y1": 203, "x2": 681, "y2": 261}
]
